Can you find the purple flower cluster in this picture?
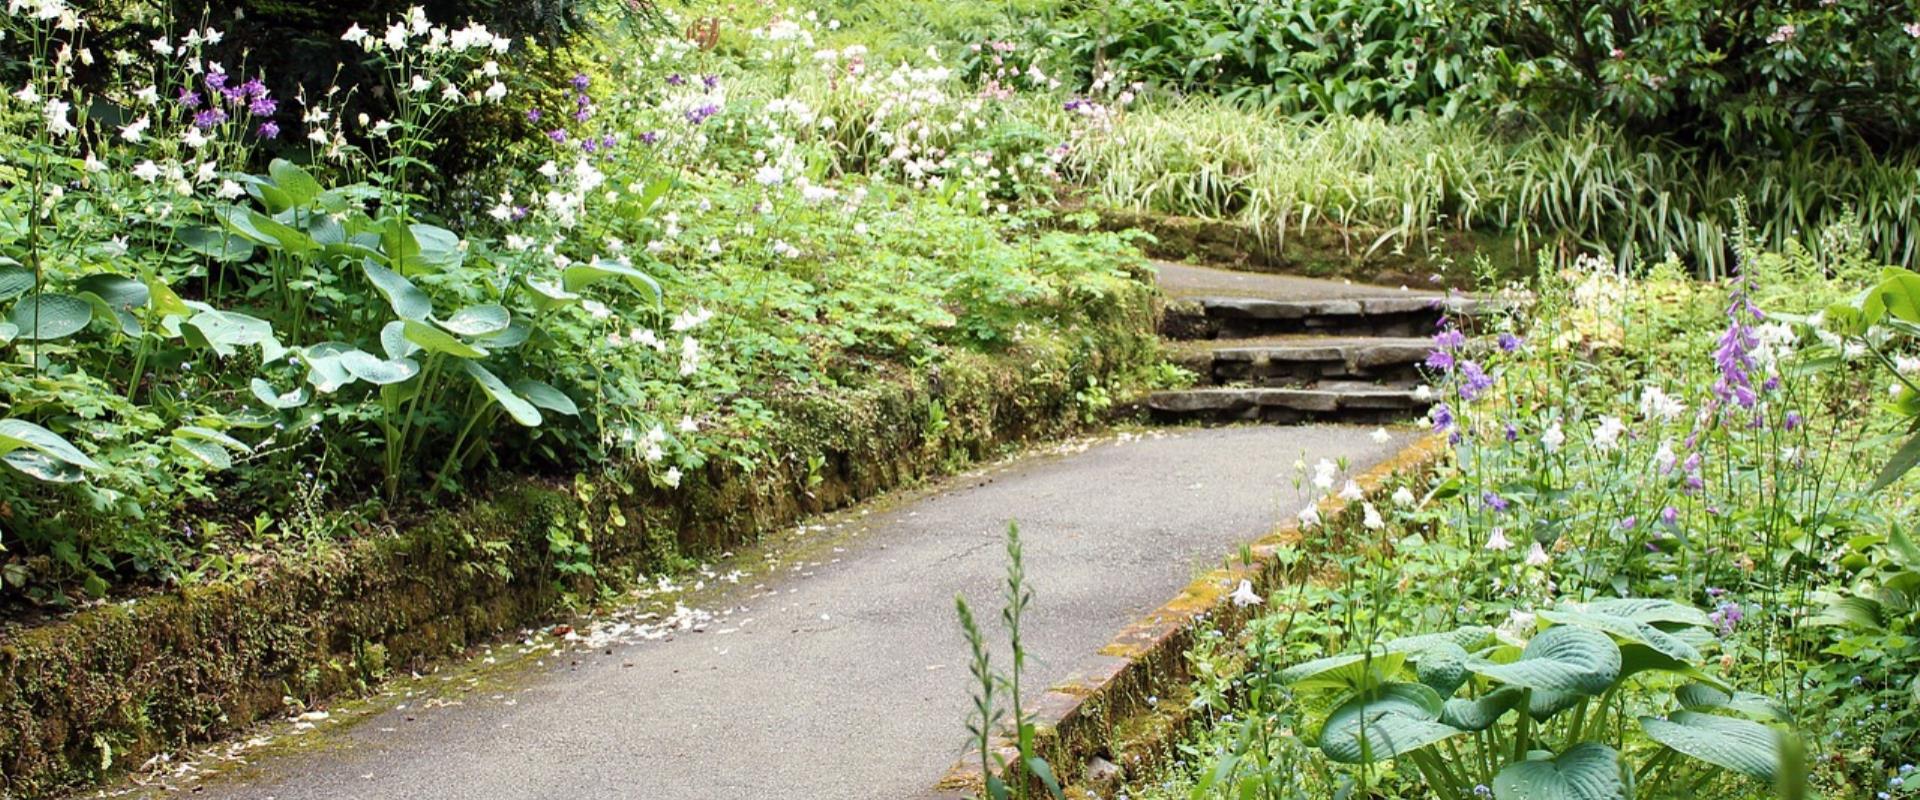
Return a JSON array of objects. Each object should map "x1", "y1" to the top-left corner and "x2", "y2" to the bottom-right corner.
[
  {"x1": 1707, "y1": 601, "x2": 1744, "y2": 636},
  {"x1": 1712, "y1": 281, "x2": 1764, "y2": 409},
  {"x1": 684, "y1": 103, "x2": 720, "y2": 125},
  {"x1": 1482, "y1": 491, "x2": 1509, "y2": 513},
  {"x1": 184, "y1": 71, "x2": 279, "y2": 136}
]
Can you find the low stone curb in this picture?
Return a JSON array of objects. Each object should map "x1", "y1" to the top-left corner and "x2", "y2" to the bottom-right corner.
[
  {"x1": 928, "y1": 432, "x2": 1452, "y2": 799},
  {"x1": 0, "y1": 282, "x2": 1159, "y2": 800}
]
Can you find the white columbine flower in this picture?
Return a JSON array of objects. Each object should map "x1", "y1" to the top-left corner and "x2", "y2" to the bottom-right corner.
[
  {"x1": 662, "y1": 467, "x2": 682, "y2": 488},
  {"x1": 130, "y1": 159, "x2": 162, "y2": 182},
  {"x1": 1525, "y1": 541, "x2": 1551, "y2": 566},
  {"x1": 1486, "y1": 527, "x2": 1513, "y2": 551},
  {"x1": 1391, "y1": 486, "x2": 1417, "y2": 507},
  {"x1": 342, "y1": 23, "x2": 369, "y2": 44},
  {"x1": 1369, "y1": 427, "x2": 1392, "y2": 444},
  {"x1": 1297, "y1": 503, "x2": 1322, "y2": 529},
  {"x1": 1638, "y1": 385, "x2": 1686, "y2": 422},
  {"x1": 1541, "y1": 420, "x2": 1565, "y2": 453},
  {"x1": 119, "y1": 114, "x2": 150, "y2": 142},
  {"x1": 1592, "y1": 415, "x2": 1626, "y2": 452},
  {"x1": 1228, "y1": 579, "x2": 1263, "y2": 607},
  {"x1": 43, "y1": 98, "x2": 74, "y2": 137},
  {"x1": 1338, "y1": 480, "x2": 1364, "y2": 502},
  {"x1": 678, "y1": 415, "x2": 698, "y2": 433},
  {"x1": 1362, "y1": 502, "x2": 1384, "y2": 530}
]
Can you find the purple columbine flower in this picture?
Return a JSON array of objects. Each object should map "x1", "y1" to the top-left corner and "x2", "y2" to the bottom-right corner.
[
  {"x1": 256, "y1": 120, "x2": 279, "y2": 139},
  {"x1": 1482, "y1": 491, "x2": 1509, "y2": 513},
  {"x1": 684, "y1": 104, "x2": 719, "y2": 125},
  {"x1": 1433, "y1": 327, "x2": 1467, "y2": 349},
  {"x1": 1504, "y1": 423, "x2": 1518, "y2": 442},
  {"x1": 1709, "y1": 601, "x2": 1743, "y2": 635},
  {"x1": 220, "y1": 84, "x2": 248, "y2": 105},
  {"x1": 1619, "y1": 516, "x2": 1638, "y2": 530},
  {"x1": 581, "y1": 138, "x2": 598, "y2": 153},
  {"x1": 1458, "y1": 360, "x2": 1494, "y2": 400},
  {"x1": 1431, "y1": 402, "x2": 1455, "y2": 433},
  {"x1": 666, "y1": 73, "x2": 686, "y2": 86},
  {"x1": 249, "y1": 95, "x2": 277, "y2": 117},
  {"x1": 526, "y1": 108, "x2": 542, "y2": 123},
  {"x1": 640, "y1": 130, "x2": 661, "y2": 144},
  {"x1": 1425, "y1": 349, "x2": 1456, "y2": 371},
  {"x1": 1498, "y1": 332, "x2": 1523, "y2": 352},
  {"x1": 1660, "y1": 506, "x2": 1679, "y2": 526},
  {"x1": 240, "y1": 78, "x2": 267, "y2": 99},
  {"x1": 510, "y1": 206, "x2": 529, "y2": 221},
  {"x1": 573, "y1": 107, "x2": 592, "y2": 123},
  {"x1": 204, "y1": 71, "x2": 229, "y2": 92},
  {"x1": 1784, "y1": 411, "x2": 1802, "y2": 431},
  {"x1": 600, "y1": 134, "x2": 617, "y2": 149},
  {"x1": 546, "y1": 128, "x2": 568, "y2": 143},
  {"x1": 177, "y1": 88, "x2": 202, "y2": 109},
  {"x1": 702, "y1": 74, "x2": 719, "y2": 89},
  {"x1": 571, "y1": 73, "x2": 591, "y2": 89},
  {"x1": 193, "y1": 107, "x2": 228, "y2": 129}
]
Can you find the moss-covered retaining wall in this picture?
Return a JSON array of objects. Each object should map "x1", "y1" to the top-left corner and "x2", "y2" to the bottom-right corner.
[{"x1": 0, "y1": 279, "x2": 1160, "y2": 799}]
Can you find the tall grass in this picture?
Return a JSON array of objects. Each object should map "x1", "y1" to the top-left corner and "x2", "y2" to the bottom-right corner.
[{"x1": 1051, "y1": 98, "x2": 1920, "y2": 277}]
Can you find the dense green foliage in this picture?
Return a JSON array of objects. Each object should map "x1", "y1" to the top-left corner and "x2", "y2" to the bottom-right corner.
[{"x1": 0, "y1": 2, "x2": 1144, "y2": 602}]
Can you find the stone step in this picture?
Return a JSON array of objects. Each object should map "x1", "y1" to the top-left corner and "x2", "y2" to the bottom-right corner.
[
  {"x1": 1162, "y1": 294, "x2": 1498, "y2": 340},
  {"x1": 1146, "y1": 383, "x2": 1431, "y2": 425},
  {"x1": 1169, "y1": 336, "x2": 1430, "y2": 387}
]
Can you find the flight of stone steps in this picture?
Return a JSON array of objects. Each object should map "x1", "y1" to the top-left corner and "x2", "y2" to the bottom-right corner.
[{"x1": 1147, "y1": 262, "x2": 1494, "y2": 425}]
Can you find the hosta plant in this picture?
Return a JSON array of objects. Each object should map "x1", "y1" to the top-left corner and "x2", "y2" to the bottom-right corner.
[{"x1": 1280, "y1": 598, "x2": 1800, "y2": 799}]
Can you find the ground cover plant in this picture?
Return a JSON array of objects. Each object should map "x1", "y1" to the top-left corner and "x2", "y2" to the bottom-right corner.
[
  {"x1": 1123, "y1": 237, "x2": 1920, "y2": 798},
  {"x1": 0, "y1": 1, "x2": 1150, "y2": 604}
]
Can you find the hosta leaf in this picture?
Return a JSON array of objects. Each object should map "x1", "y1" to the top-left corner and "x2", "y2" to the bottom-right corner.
[
  {"x1": 1440, "y1": 686, "x2": 1523, "y2": 731},
  {"x1": 173, "y1": 438, "x2": 232, "y2": 470},
  {"x1": 4, "y1": 450, "x2": 84, "y2": 482},
  {"x1": 512, "y1": 379, "x2": 579, "y2": 415},
  {"x1": 381, "y1": 320, "x2": 422, "y2": 360},
  {"x1": 1674, "y1": 683, "x2": 1792, "y2": 722},
  {"x1": 144, "y1": 275, "x2": 193, "y2": 319},
  {"x1": 184, "y1": 309, "x2": 284, "y2": 361},
  {"x1": 479, "y1": 318, "x2": 532, "y2": 348},
  {"x1": 561, "y1": 257, "x2": 662, "y2": 302},
  {"x1": 524, "y1": 276, "x2": 581, "y2": 312},
  {"x1": 402, "y1": 319, "x2": 487, "y2": 358},
  {"x1": 0, "y1": 323, "x2": 16, "y2": 343},
  {"x1": 1539, "y1": 607, "x2": 1700, "y2": 664},
  {"x1": 1318, "y1": 682, "x2": 1461, "y2": 764},
  {"x1": 175, "y1": 426, "x2": 249, "y2": 453},
  {"x1": 250, "y1": 378, "x2": 310, "y2": 409},
  {"x1": 1414, "y1": 641, "x2": 1470, "y2": 696},
  {"x1": 1387, "y1": 626, "x2": 1497, "y2": 655},
  {"x1": 440, "y1": 303, "x2": 510, "y2": 336},
  {"x1": 339, "y1": 350, "x2": 421, "y2": 385},
  {"x1": 1640, "y1": 711, "x2": 1782, "y2": 783},
  {"x1": 76, "y1": 274, "x2": 149, "y2": 335},
  {"x1": 178, "y1": 226, "x2": 256, "y2": 262},
  {"x1": 1472, "y1": 625, "x2": 1619, "y2": 696},
  {"x1": 408, "y1": 224, "x2": 464, "y2": 271},
  {"x1": 0, "y1": 419, "x2": 98, "y2": 469},
  {"x1": 299, "y1": 351, "x2": 356, "y2": 394},
  {"x1": 363, "y1": 261, "x2": 432, "y2": 321},
  {"x1": 267, "y1": 159, "x2": 323, "y2": 206},
  {"x1": 1278, "y1": 650, "x2": 1405, "y2": 693},
  {"x1": 1584, "y1": 598, "x2": 1711, "y2": 628},
  {"x1": 1492, "y1": 742, "x2": 1627, "y2": 800},
  {"x1": 462, "y1": 361, "x2": 541, "y2": 427},
  {"x1": 9, "y1": 293, "x2": 92, "y2": 340},
  {"x1": 0, "y1": 265, "x2": 35, "y2": 302}
]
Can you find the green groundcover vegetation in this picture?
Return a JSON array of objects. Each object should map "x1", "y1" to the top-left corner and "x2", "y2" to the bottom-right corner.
[{"x1": 6, "y1": 0, "x2": 1920, "y2": 798}]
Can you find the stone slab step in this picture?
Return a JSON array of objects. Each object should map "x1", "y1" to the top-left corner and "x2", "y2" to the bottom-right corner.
[
  {"x1": 1146, "y1": 384, "x2": 1431, "y2": 424},
  {"x1": 1163, "y1": 294, "x2": 1500, "y2": 340},
  {"x1": 1170, "y1": 336, "x2": 1430, "y2": 387}
]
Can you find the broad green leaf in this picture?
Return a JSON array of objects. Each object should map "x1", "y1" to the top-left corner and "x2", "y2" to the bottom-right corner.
[
  {"x1": 0, "y1": 419, "x2": 98, "y2": 468},
  {"x1": 268, "y1": 159, "x2": 323, "y2": 206},
  {"x1": 1492, "y1": 742, "x2": 1627, "y2": 800},
  {"x1": 250, "y1": 378, "x2": 310, "y2": 409},
  {"x1": 561, "y1": 257, "x2": 663, "y2": 302},
  {"x1": 381, "y1": 320, "x2": 422, "y2": 360},
  {"x1": 1440, "y1": 686, "x2": 1523, "y2": 731},
  {"x1": 9, "y1": 294, "x2": 92, "y2": 340},
  {"x1": 1473, "y1": 625, "x2": 1620, "y2": 696},
  {"x1": 0, "y1": 265, "x2": 36, "y2": 301},
  {"x1": 1278, "y1": 650, "x2": 1405, "y2": 693},
  {"x1": 512, "y1": 379, "x2": 579, "y2": 415},
  {"x1": 175, "y1": 425, "x2": 249, "y2": 457},
  {"x1": 299, "y1": 350, "x2": 356, "y2": 394},
  {"x1": 402, "y1": 319, "x2": 487, "y2": 359},
  {"x1": 1413, "y1": 641, "x2": 1470, "y2": 696},
  {"x1": 76, "y1": 274, "x2": 148, "y2": 336},
  {"x1": 4, "y1": 450, "x2": 84, "y2": 482},
  {"x1": 1317, "y1": 682, "x2": 1462, "y2": 764},
  {"x1": 408, "y1": 224, "x2": 464, "y2": 271},
  {"x1": 440, "y1": 303, "x2": 510, "y2": 336},
  {"x1": 339, "y1": 350, "x2": 421, "y2": 385},
  {"x1": 479, "y1": 319, "x2": 531, "y2": 348},
  {"x1": 461, "y1": 361, "x2": 541, "y2": 426},
  {"x1": 1870, "y1": 431, "x2": 1920, "y2": 492},
  {"x1": 172, "y1": 438, "x2": 231, "y2": 470},
  {"x1": 363, "y1": 261, "x2": 433, "y2": 321},
  {"x1": 184, "y1": 309, "x2": 283, "y2": 361},
  {"x1": 1539, "y1": 607, "x2": 1700, "y2": 664},
  {"x1": 1639, "y1": 711, "x2": 1782, "y2": 783},
  {"x1": 177, "y1": 226, "x2": 256, "y2": 262},
  {"x1": 1386, "y1": 626, "x2": 1497, "y2": 655},
  {"x1": 1024, "y1": 756, "x2": 1064, "y2": 800},
  {"x1": 1583, "y1": 598, "x2": 1711, "y2": 628},
  {"x1": 1674, "y1": 683, "x2": 1792, "y2": 722},
  {"x1": 144, "y1": 275, "x2": 193, "y2": 319},
  {"x1": 524, "y1": 276, "x2": 581, "y2": 312},
  {"x1": 0, "y1": 322, "x2": 16, "y2": 343}
]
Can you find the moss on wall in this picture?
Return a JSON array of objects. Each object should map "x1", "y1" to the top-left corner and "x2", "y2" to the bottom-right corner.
[{"x1": 0, "y1": 279, "x2": 1159, "y2": 799}]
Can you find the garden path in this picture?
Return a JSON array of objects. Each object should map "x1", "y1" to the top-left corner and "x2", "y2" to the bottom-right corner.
[{"x1": 122, "y1": 267, "x2": 1429, "y2": 800}]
